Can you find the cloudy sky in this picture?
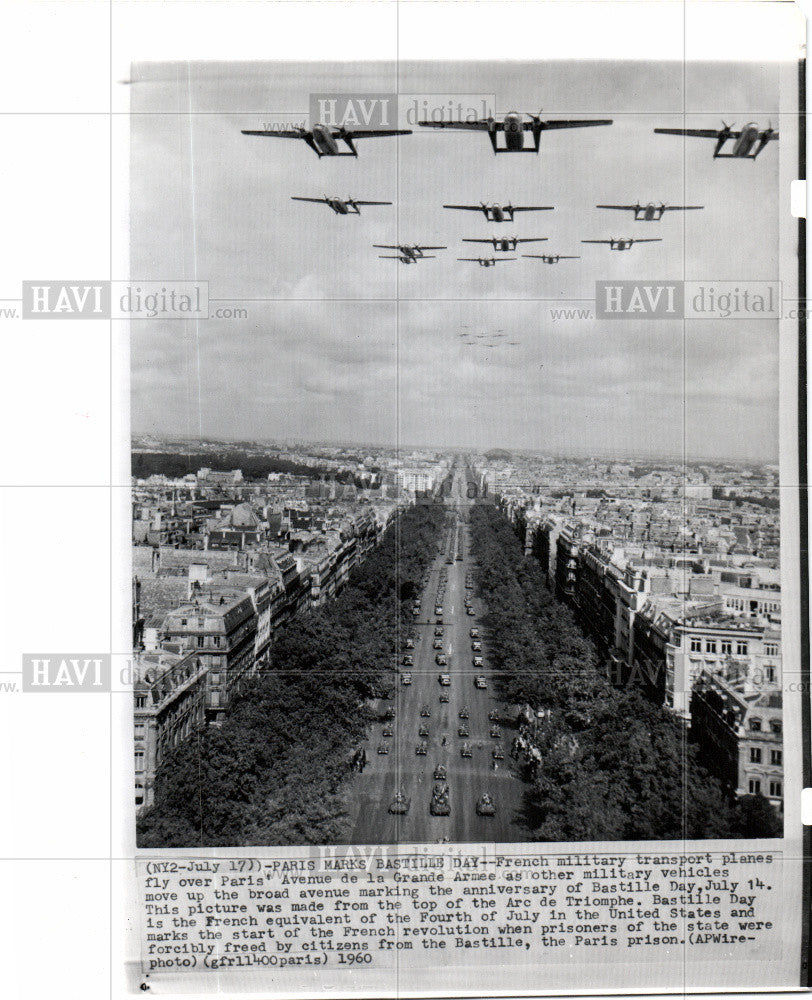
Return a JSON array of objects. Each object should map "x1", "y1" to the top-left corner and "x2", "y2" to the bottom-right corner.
[{"x1": 130, "y1": 58, "x2": 793, "y2": 460}]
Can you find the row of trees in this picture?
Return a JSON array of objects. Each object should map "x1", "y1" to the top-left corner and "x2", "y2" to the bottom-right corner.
[
  {"x1": 468, "y1": 505, "x2": 781, "y2": 841},
  {"x1": 132, "y1": 450, "x2": 330, "y2": 481},
  {"x1": 137, "y1": 503, "x2": 448, "y2": 847}
]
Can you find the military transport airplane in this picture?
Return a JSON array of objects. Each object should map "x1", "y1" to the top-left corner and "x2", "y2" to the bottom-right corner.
[
  {"x1": 419, "y1": 111, "x2": 612, "y2": 154},
  {"x1": 291, "y1": 195, "x2": 392, "y2": 215},
  {"x1": 458, "y1": 257, "x2": 517, "y2": 267},
  {"x1": 373, "y1": 243, "x2": 446, "y2": 260},
  {"x1": 581, "y1": 238, "x2": 662, "y2": 251},
  {"x1": 596, "y1": 202, "x2": 704, "y2": 221},
  {"x1": 522, "y1": 254, "x2": 580, "y2": 264},
  {"x1": 462, "y1": 236, "x2": 548, "y2": 252},
  {"x1": 444, "y1": 202, "x2": 554, "y2": 223},
  {"x1": 379, "y1": 254, "x2": 437, "y2": 264},
  {"x1": 242, "y1": 123, "x2": 411, "y2": 157},
  {"x1": 653, "y1": 122, "x2": 778, "y2": 159}
]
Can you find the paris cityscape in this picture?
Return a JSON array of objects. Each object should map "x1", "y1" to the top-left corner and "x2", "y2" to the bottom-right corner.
[{"x1": 132, "y1": 440, "x2": 783, "y2": 846}]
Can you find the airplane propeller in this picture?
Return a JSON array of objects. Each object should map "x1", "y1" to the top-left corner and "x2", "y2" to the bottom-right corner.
[{"x1": 754, "y1": 122, "x2": 775, "y2": 157}]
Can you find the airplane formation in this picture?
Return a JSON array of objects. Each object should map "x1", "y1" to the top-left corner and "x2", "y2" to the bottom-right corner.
[
  {"x1": 243, "y1": 109, "x2": 776, "y2": 278},
  {"x1": 456, "y1": 331, "x2": 519, "y2": 350}
]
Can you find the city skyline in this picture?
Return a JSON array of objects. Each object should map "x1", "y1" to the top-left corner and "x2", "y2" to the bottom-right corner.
[{"x1": 132, "y1": 430, "x2": 778, "y2": 469}]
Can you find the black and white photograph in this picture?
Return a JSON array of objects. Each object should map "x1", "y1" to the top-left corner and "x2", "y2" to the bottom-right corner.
[
  {"x1": 129, "y1": 51, "x2": 800, "y2": 853},
  {"x1": 6, "y1": 1, "x2": 812, "y2": 997},
  {"x1": 3, "y1": 1, "x2": 812, "y2": 998}
]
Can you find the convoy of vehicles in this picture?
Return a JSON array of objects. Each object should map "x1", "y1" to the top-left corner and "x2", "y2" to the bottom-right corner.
[{"x1": 370, "y1": 503, "x2": 505, "y2": 826}]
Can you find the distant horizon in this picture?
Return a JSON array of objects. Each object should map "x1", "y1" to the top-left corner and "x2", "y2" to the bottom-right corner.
[{"x1": 131, "y1": 431, "x2": 777, "y2": 468}]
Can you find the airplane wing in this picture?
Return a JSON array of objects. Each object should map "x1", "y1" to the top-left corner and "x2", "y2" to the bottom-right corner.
[
  {"x1": 291, "y1": 196, "x2": 327, "y2": 204},
  {"x1": 581, "y1": 240, "x2": 611, "y2": 244},
  {"x1": 492, "y1": 258, "x2": 517, "y2": 262},
  {"x1": 537, "y1": 119, "x2": 613, "y2": 130},
  {"x1": 654, "y1": 127, "x2": 741, "y2": 139},
  {"x1": 373, "y1": 245, "x2": 402, "y2": 250},
  {"x1": 515, "y1": 237, "x2": 549, "y2": 243},
  {"x1": 462, "y1": 239, "x2": 494, "y2": 244},
  {"x1": 444, "y1": 205, "x2": 486, "y2": 212},
  {"x1": 354, "y1": 200, "x2": 393, "y2": 206},
  {"x1": 457, "y1": 258, "x2": 482, "y2": 261},
  {"x1": 512, "y1": 206, "x2": 554, "y2": 212},
  {"x1": 662, "y1": 205, "x2": 704, "y2": 211},
  {"x1": 347, "y1": 129, "x2": 412, "y2": 139},
  {"x1": 242, "y1": 129, "x2": 305, "y2": 139},
  {"x1": 418, "y1": 120, "x2": 494, "y2": 131},
  {"x1": 596, "y1": 204, "x2": 638, "y2": 211},
  {"x1": 415, "y1": 246, "x2": 447, "y2": 251},
  {"x1": 634, "y1": 238, "x2": 663, "y2": 243}
]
